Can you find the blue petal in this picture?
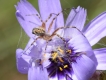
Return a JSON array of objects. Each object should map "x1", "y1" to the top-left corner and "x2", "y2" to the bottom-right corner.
[
  {"x1": 16, "y1": 38, "x2": 44, "y2": 73},
  {"x1": 65, "y1": 6, "x2": 87, "y2": 31},
  {"x1": 71, "y1": 73, "x2": 78, "y2": 80},
  {"x1": 23, "y1": 38, "x2": 46, "y2": 55},
  {"x1": 94, "y1": 48, "x2": 106, "y2": 70},
  {"x1": 58, "y1": 73, "x2": 66, "y2": 80},
  {"x1": 23, "y1": 38, "x2": 36, "y2": 55},
  {"x1": 83, "y1": 12, "x2": 106, "y2": 46},
  {"x1": 72, "y1": 55, "x2": 96, "y2": 80},
  {"x1": 15, "y1": 0, "x2": 41, "y2": 37},
  {"x1": 28, "y1": 65, "x2": 48, "y2": 80},
  {"x1": 16, "y1": 49, "x2": 30, "y2": 74},
  {"x1": 38, "y1": 0, "x2": 64, "y2": 34},
  {"x1": 49, "y1": 74, "x2": 58, "y2": 80},
  {"x1": 64, "y1": 28, "x2": 92, "y2": 56}
]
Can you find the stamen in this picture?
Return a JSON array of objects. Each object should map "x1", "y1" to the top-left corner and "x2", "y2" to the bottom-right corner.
[
  {"x1": 66, "y1": 49, "x2": 71, "y2": 54},
  {"x1": 51, "y1": 52, "x2": 58, "y2": 60},
  {"x1": 47, "y1": 45, "x2": 78, "y2": 78},
  {"x1": 59, "y1": 67, "x2": 63, "y2": 71},
  {"x1": 57, "y1": 47, "x2": 64, "y2": 54},
  {"x1": 64, "y1": 65, "x2": 68, "y2": 68},
  {"x1": 58, "y1": 57, "x2": 64, "y2": 63}
]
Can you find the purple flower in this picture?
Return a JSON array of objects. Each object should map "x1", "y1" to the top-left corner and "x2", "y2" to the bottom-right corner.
[{"x1": 15, "y1": 0, "x2": 106, "y2": 80}]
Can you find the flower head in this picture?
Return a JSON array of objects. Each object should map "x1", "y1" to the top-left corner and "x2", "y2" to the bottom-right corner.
[
  {"x1": 15, "y1": 0, "x2": 106, "y2": 80},
  {"x1": 42, "y1": 34, "x2": 96, "y2": 80}
]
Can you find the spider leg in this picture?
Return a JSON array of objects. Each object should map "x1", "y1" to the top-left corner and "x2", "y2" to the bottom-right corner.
[
  {"x1": 44, "y1": 40, "x2": 49, "y2": 53},
  {"x1": 43, "y1": 13, "x2": 58, "y2": 33},
  {"x1": 26, "y1": 14, "x2": 43, "y2": 22},
  {"x1": 22, "y1": 36, "x2": 41, "y2": 54},
  {"x1": 47, "y1": 14, "x2": 61, "y2": 33},
  {"x1": 47, "y1": 8, "x2": 71, "y2": 33},
  {"x1": 41, "y1": 13, "x2": 60, "y2": 31},
  {"x1": 66, "y1": 26, "x2": 85, "y2": 37},
  {"x1": 55, "y1": 33, "x2": 66, "y2": 42},
  {"x1": 44, "y1": 29, "x2": 65, "y2": 54},
  {"x1": 26, "y1": 14, "x2": 46, "y2": 30},
  {"x1": 51, "y1": 26, "x2": 85, "y2": 40},
  {"x1": 45, "y1": 13, "x2": 60, "y2": 23},
  {"x1": 50, "y1": 27, "x2": 66, "y2": 42},
  {"x1": 45, "y1": 13, "x2": 52, "y2": 23}
]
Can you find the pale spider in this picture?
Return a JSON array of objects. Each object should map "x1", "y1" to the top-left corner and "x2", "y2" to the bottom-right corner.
[{"x1": 23, "y1": 8, "x2": 85, "y2": 54}]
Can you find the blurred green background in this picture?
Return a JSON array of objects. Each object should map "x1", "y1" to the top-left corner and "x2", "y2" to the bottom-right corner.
[{"x1": 0, "y1": 0, "x2": 106, "y2": 80}]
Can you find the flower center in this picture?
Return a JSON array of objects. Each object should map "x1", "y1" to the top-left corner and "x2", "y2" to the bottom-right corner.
[{"x1": 47, "y1": 46, "x2": 79, "y2": 78}]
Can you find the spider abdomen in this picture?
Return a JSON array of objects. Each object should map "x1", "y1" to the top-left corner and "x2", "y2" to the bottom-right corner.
[{"x1": 32, "y1": 27, "x2": 45, "y2": 36}]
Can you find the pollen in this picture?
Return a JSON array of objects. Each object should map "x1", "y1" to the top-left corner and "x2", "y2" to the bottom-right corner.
[
  {"x1": 66, "y1": 49, "x2": 71, "y2": 54},
  {"x1": 57, "y1": 47, "x2": 64, "y2": 54},
  {"x1": 64, "y1": 65, "x2": 68, "y2": 68},
  {"x1": 58, "y1": 57, "x2": 64, "y2": 63},
  {"x1": 51, "y1": 52, "x2": 58, "y2": 60},
  {"x1": 59, "y1": 67, "x2": 63, "y2": 71}
]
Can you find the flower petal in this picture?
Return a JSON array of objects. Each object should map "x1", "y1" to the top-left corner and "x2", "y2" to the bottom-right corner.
[
  {"x1": 16, "y1": 48, "x2": 30, "y2": 74},
  {"x1": 64, "y1": 28, "x2": 94, "y2": 58},
  {"x1": 38, "y1": 0, "x2": 64, "y2": 34},
  {"x1": 28, "y1": 65, "x2": 48, "y2": 80},
  {"x1": 71, "y1": 73, "x2": 78, "y2": 80},
  {"x1": 22, "y1": 38, "x2": 36, "y2": 55},
  {"x1": 65, "y1": 6, "x2": 87, "y2": 31},
  {"x1": 72, "y1": 55, "x2": 96, "y2": 80},
  {"x1": 83, "y1": 12, "x2": 106, "y2": 46},
  {"x1": 49, "y1": 74, "x2": 58, "y2": 80},
  {"x1": 15, "y1": 0, "x2": 41, "y2": 37},
  {"x1": 94, "y1": 48, "x2": 106, "y2": 70},
  {"x1": 63, "y1": 28, "x2": 97, "y2": 63},
  {"x1": 57, "y1": 72, "x2": 74, "y2": 80},
  {"x1": 23, "y1": 38, "x2": 46, "y2": 55},
  {"x1": 16, "y1": 38, "x2": 44, "y2": 73},
  {"x1": 58, "y1": 76, "x2": 66, "y2": 80}
]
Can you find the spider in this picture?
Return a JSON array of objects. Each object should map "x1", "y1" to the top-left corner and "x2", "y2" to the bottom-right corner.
[{"x1": 23, "y1": 8, "x2": 85, "y2": 54}]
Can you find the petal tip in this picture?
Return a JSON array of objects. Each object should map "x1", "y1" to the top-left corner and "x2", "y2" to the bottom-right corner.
[{"x1": 16, "y1": 11, "x2": 25, "y2": 20}]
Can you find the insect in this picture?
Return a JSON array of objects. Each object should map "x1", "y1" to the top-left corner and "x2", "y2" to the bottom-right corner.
[{"x1": 23, "y1": 8, "x2": 85, "y2": 54}]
